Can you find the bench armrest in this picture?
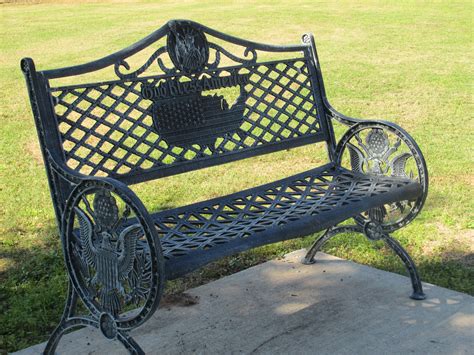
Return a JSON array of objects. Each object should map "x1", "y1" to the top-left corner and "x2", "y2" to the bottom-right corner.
[
  {"x1": 325, "y1": 102, "x2": 364, "y2": 127},
  {"x1": 46, "y1": 152, "x2": 155, "y2": 227},
  {"x1": 47, "y1": 152, "x2": 165, "y2": 328},
  {"x1": 326, "y1": 108, "x2": 429, "y2": 232}
]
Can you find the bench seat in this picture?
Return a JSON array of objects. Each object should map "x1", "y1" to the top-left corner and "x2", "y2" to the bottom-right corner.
[{"x1": 155, "y1": 163, "x2": 422, "y2": 279}]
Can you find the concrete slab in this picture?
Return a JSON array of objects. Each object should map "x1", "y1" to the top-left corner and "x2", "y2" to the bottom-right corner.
[{"x1": 15, "y1": 250, "x2": 474, "y2": 355}]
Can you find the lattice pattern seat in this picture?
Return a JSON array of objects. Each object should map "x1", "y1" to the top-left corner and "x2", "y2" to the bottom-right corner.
[{"x1": 153, "y1": 164, "x2": 422, "y2": 279}]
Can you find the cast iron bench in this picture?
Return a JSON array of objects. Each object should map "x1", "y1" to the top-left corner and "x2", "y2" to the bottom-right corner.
[{"x1": 22, "y1": 20, "x2": 428, "y2": 354}]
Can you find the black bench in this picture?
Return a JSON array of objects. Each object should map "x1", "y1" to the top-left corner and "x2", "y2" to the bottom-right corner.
[{"x1": 22, "y1": 20, "x2": 428, "y2": 354}]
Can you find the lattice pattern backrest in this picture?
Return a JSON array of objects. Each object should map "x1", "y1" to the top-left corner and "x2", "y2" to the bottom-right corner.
[{"x1": 46, "y1": 21, "x2": 327, "y2": 182}]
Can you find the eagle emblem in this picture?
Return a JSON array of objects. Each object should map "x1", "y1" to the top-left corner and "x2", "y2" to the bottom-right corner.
[
  {"x1": 346, "y1": 128, "x2": 413, "y2": 178},
  {"x1": 345, "y1": 128, "x2": 417, "y2": 223},
  {"x1": 167, "y1": 21, "x2": 209, "y2": 73},
  {"x1": 74, "y1": 190, "x2": 142, "y2": 316}
]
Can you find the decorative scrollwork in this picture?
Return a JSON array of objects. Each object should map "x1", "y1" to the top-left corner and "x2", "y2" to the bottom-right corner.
[
  {"x1": 208, "y1": 43, "x2": 257, "y2": 67},
  {"x1": 336, "y1": 122, "x2": 428, "y2": 232},
  {"x1": 113, "y1": 21, "x2": 258, "y2": 79},
  {"x1": 301, "y1": 33, "x2": 312, "y2": 45},
  {"x1": 114, "y1": 47, "x2": 170, "y2": 79}
]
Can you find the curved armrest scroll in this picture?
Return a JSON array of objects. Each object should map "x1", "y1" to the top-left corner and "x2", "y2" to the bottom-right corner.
[
  {"x1": 333, "y1": 119, "x2": 429, "y2": 232},
  {"x1": 324, "y1": 101, "x2": 364, "y2": 127},
  {"x1": 49, "y1": 151, "x2": 165, "y2": 330}
]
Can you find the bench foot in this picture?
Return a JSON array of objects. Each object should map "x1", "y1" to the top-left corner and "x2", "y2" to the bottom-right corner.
[
  {"x1": 43, "y1": 282, "x2": 97, "y2": 355},
  {"x1": 116, "y1": 331, "x2": 145, "y2": 355},
  {"x1": 44, "y1": 282, "x2": 76, "y2": 354},
  {"x1": 44, "y1": 281, "x2": 145, "y2": 354},
  {"x1": 303, "y1": 223, "x2": 425, "y2": 300},
  {"x1": 381, "y1": 234, "x2": 426, "y2": 300}
]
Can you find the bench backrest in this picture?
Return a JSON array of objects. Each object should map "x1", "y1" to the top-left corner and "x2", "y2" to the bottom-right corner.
[{"x1": 24, "y1": 20, "x2": 332, "y2": 185}]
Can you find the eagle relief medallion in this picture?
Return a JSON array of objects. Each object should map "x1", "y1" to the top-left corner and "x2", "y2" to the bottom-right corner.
[{"x1": 167, "y1": 21, "x2": 209, "y2": 74}]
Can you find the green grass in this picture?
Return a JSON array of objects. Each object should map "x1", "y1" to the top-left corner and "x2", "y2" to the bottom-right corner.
[{"x1": 1, "y1": 0, "x2": 473, "y2": 352}]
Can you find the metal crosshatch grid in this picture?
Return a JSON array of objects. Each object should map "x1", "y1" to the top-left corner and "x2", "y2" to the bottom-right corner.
[
  {"x1": 155, "y1": 165, "x2": 421, "y2": 279},
  {"x1": 50, "y1": 58, "x2": 321, "y2": 179}
]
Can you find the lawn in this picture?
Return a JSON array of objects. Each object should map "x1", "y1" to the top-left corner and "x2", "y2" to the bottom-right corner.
[{"x1": 0, "y1": 0, "x2": 473, "y2": 352}]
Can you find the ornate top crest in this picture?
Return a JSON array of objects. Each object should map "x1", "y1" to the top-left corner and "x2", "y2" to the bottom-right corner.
[{"x1": 167, "y1": 21, "x2": 209, "y2": 74}]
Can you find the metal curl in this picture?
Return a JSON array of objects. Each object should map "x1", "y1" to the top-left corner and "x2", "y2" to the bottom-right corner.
[
  {"x1": 206, "y1": 50, "x2": 221, "y2": 70},
  {"x1": 114, "y1": 47, "x2": 169, "y2": 79},
  {"x1": 301, "y1": 33, "x2": 312, "y2": 45},
  {"x1": 208, "y1": 42, "x2": 257, "y2": 66},
  {"x1": 243, "y1": 47, "x2": 257, "y2": 62},
  {"x1": 157, "y1": 57, "x2": 177, "y2": 75},
  {"x1": 114, "y1": 59, "x2": 131, "y2": 78},
  {"x1": 112, "y1": 36, "x2": 258, "y2": 78}
]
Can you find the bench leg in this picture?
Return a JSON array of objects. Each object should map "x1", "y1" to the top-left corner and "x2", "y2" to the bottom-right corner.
[
  {"x1": 302, "y1": 223, "x2": 425, "y2": 300},
  {"x1": 44, "y1": 282, "x2": 77, "y2": 354},
  {"x1": 116, "y1": 331, "x2": 146, "y2": 355},
  {"x1": 43, "y1": 281, "x2": 98, "y2": 354},
  {"x1": 302, "y1": 225, "x2": 361, "y2": 265},
  {"x1": 43, "y1": 280, "x2": 145, "y2": 354},
  {"x1": 381, "y1": 234, "x2": 425, "y2": 300}
]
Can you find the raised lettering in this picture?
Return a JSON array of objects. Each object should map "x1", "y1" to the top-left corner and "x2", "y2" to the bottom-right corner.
[{"x1": 141, "y1": 73, "x2": 250, "y2": 100}]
